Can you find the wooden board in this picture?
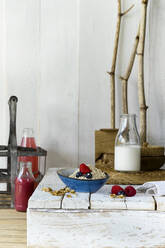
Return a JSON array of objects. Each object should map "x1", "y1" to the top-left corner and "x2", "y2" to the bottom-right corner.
[
  {"x1": 125, "y1": 191, "x2": 155, "y2": 210},
  {"x1": 95, "y1": 129, "x2": 118, "y2": 161},
  {"x1": 154, "y1": 196, "x2": 165, "y2": 211},
  {"x1": 90, "y1": 185, "x2": 126, "y2": 210},
  {"x1": 0, "y1": 194, "x2": 11, "y2": 208},
  {"x1": 27, "y1": 168, "x2": 165, "y2": 248},
  {"x1": 62, "y1": 192, "x2": 89, "y2": 209},
  {"x1": 0, "y1": 209, "x2": 26, "y2": 248},
  {"x1": 29, "y1": 168, "x2": 157, "y2": 211},
  {"x1": 27, "y1": 209, "x2": 165, "y2": 248},
  {"x1": 28, "y1": 168, "x2": 65, "y2": 209}
]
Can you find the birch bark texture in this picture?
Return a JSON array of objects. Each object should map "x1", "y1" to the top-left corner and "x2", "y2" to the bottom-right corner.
[
  {"x1": 109, "y1": 1, "x2": 134, "y2": 128},
  {"x1": 137, "y1": 0, "x2": 149, "y2": 144},
  {"x1": 121, "y1": 26, "x2": 140, "y2": 114},
  {"x1": 109, "y1": 0, "x2": 121, "y2": 129}
]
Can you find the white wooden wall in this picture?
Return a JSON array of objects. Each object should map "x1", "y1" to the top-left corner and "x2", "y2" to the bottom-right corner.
[{"x1": 0, "y1": 0, "x2": 164, "y2": 169}]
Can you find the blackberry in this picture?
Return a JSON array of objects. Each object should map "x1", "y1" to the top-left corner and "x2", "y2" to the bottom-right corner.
[
  {"x1": 76, "y1": 171, "x2": 83, "y2": 178},
  {"x1": 85, "y1": 172, "x2": 92, "y2": 179},
  {"x1": 117, "y1": 190, "x2": 126, "y2": 196}
]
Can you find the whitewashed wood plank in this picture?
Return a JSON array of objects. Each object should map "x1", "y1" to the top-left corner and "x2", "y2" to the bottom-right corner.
[
  {"x1": 0, "y1": 183, "x2": 7, "y2": 191},
  {"x1": 28, "y1": 168, "x2": 65, "y2": 209},
  {"x1": 6, "y1": 0, "x2": 40, "y2": 138},
  {"x1": 62, "y1": 192, "x2": 89, "y2": 209},
  {"x1": 38, "y1": 168, "x2": 62, "y2": 186},
  {"x1": 125, "y1": 193, "x2": 155, "y2": 211},
  {"x1": 0, "y1": 0, "x2": 8, "y2": 148},
  {"x1": 28, "y1": 190, "x2": 62, "y2": 209},
  {"x1": 90, "y1": 185, "x2": 126, "y2": 210},
  {"x1": 147, "y1": 1, "x2": 165, "y2": 146},
  {"x1": 40, "y1": 0, "x2": 78, "y2": 168},
  {"x1": 27, "y1": 209, "x2": 165, "y2": 248},
  {"x1": 125, "y1": 185, "x2": 155, "y2": 210},
  {"x1": 154, "y1": 196, "x2": 165, "y2": 211}
]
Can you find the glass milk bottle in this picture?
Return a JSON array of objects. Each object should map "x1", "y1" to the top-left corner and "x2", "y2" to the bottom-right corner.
[{"x1": 114, "y1": 114, "x2": 141, "y2": 172}]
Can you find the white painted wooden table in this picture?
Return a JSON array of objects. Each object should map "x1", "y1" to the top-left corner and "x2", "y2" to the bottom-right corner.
[{"x1": 27, "y1": 168, "x2": 165, "y2": 248}]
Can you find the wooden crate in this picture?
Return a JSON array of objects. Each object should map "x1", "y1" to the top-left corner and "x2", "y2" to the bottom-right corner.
[
  {"x1": 95, "y1": 128, "x2": 118, "y2": 172},
  {"x1": 95, "y1": 128, "x2": 118, "y2": 162},
  {"x1": 95, "y1": 129, "x2": 165, "y2": 184}
]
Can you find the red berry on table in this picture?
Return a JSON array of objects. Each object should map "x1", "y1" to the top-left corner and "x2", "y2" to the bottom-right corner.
[
  {"x1": 79, "y1": 163, "x2": 91, "y2": 174},
  {"x1": 111, "y1": 185, "x2": 124, "y2": 195},
  {"x1": 125, "y1": 186, "x2": 136, "y2": 197}
]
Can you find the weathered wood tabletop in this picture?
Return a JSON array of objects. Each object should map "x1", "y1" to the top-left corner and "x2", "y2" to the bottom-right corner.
[
  {"x1": 0, "y1": 209, "x2": 26, "y2": 248},
  {"x1": 27, "y1": 168, "x2": 165, "y2": 248}
]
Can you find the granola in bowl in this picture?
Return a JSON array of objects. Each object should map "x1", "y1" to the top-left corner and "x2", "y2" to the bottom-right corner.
[{"x1": 69, "y1": 164, "x2": 107, "y2": 180}]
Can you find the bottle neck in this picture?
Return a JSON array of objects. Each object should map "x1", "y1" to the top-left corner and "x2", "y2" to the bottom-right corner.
[
  {"x1": 21, "y1": 128, "x2": 36, "y2": 148},
  {"x1": 22, "y1": 128, "x2": 34, "y2": 138},
  {"x1": 18, "y1": 162, "x2": 35, "y2": 179},
  {"x1": 119, "y1": 114, "x2": 137, "y2": 132},
  {"x1": 116, "y1": 114, "x2": 140, "y2": 146}
]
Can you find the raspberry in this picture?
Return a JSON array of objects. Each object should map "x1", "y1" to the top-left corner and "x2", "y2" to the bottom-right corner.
[
  {"x1": 111, "y1": 185, "x2": 124, "y2": 195},
  {"x1": 125, "y1": 186, "x2": 136, "y2": 197},
  {"x1": 79, "y1": 163, "x2": 91, "y2": 174}
]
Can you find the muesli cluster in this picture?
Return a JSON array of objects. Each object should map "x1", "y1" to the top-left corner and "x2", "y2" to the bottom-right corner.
[
  {"x1": 42, "y1": 186, "x2": 75, "y2": 198},
  {"x1": 69, "y1": 163, "x2": 107, "y2": 180}
]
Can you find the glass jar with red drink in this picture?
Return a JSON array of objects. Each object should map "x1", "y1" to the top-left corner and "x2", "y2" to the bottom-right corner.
[
  {"x1": 19, "y1": 128, "x2": 39, "y2": 178},
  {"x1": 15, "y1": 161, "x2": 35, "y2": 212}
]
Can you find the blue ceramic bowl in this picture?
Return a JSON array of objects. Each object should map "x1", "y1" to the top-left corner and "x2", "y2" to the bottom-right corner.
[{"x1": 57, "y1": 168, "x2": 109, "y2": 193}]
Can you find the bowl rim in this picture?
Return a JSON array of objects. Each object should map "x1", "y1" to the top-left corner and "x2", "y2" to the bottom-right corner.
[{"x1": 57, "y1": 168, "x2": 109, "y2": 182}]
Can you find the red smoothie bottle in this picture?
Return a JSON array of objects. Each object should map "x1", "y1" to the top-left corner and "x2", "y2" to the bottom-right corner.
[
  {"x1": 15, "y1": 162, "x2": 35, "y2": 212},
  {"x1": 19, "y1": 128, "x2": 39, "y2": 179}
]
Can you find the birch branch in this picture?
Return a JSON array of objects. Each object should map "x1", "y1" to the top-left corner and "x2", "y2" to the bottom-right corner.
[
  {"x1": 108, "y1": 1, "x2": 134, "y2": 128},
  {"x1": 120, "y1": 25, "x2": 140, "y2": 114},
  {"x1": 121, "y1": 4, "x2": 135, "y2": 16},
  {"x1": 137, "y1": 0, "x2": 149, "y2": 144},
  {"x1": 108, "y1": 0, "x2": 121, "y2": 129}
]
